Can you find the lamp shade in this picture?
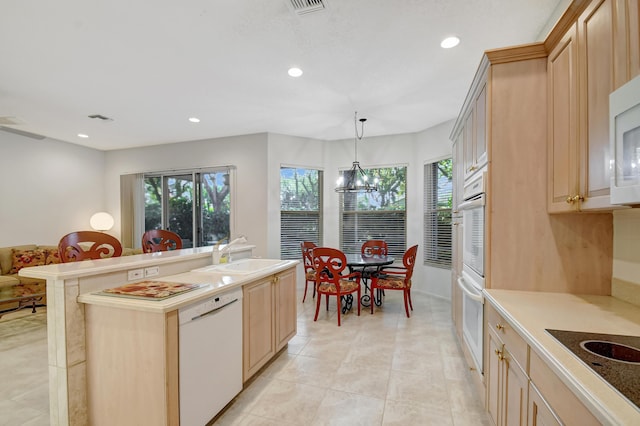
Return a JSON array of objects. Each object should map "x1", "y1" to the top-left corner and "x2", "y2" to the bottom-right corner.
[{"x1": 89, "y1": 212, "x2": 114, "y2": 231}]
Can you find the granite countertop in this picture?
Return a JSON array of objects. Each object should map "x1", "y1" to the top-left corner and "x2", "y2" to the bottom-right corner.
[
  {"x1": 77, "y1": 259, "x2": 298, "y2": 313},
  {"x1": 484, "y1": 289, "x2": 640, "y2": 425}
]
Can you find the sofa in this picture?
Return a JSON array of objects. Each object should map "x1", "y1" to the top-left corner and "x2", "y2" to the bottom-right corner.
[{"x1": 0, "y1": 244, "x2": 142, "y2": 312}]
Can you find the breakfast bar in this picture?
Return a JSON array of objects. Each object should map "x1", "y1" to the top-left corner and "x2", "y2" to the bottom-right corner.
[{"x1": 17, "y1": 245, "x2": 301, "y2": 426}]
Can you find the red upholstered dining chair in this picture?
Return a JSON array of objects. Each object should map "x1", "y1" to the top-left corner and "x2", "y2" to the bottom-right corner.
[
  {"x1": 58, "y1": 231, "x2": 123, "y2": 263},
  {"x1": 361, "y1": 239, "x2": 388, "y2": 257},
  {"x1": 142, "y1": 229, "x2": 183, "y2": 253},
  {"x1": 312, "y1": 247, "x2": 362, "y2": 326},
  {"x1": 300, "y1": 241, "x2": 317, "y2": 303},
  {"x1": 369, "y1": 245, "x2": 418, "y2": 318}
]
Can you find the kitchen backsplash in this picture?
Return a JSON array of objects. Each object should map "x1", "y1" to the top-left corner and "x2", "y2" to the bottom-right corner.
[{"x1": 612, "y1": 209, "x2": 640, "y2": 307}]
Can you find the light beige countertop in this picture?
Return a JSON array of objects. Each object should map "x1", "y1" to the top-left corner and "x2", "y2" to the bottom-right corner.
[
  {"x1": 78, "y1": 259, "x2": 298, "y2": 313},
  {"x1": 484, "y1": 289, "x2": 640, "y2": 425},
  {"x1": 18, "y1": 244, "x2": 256, "y2": 280}
]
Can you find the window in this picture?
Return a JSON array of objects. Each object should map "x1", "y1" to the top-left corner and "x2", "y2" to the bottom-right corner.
[
  {"x1": 339, "y1": 166, "x2": 407, "y2": 257},
  {"x1": 280, "y1": 167, "x2": 323, "y2": 259},
  {"x1": 144, "y1": 167, "x2": 232, "y2": 248},
  {"x1": 423, "y1": 158, "x2": 452, "y2": 268}
]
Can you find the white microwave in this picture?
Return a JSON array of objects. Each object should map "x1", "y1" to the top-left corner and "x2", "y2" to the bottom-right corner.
[{"x1": 610, "y1": 75, "x2": 640, "y2": 205}]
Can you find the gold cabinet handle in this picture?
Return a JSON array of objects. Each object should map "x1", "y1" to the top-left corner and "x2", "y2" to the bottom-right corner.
[
  {"x1": 496, "y1": 323, "x2": 504, "y2": 331},
  {"x1": 566, "y1": 194, "x2": 585, "y2": 204},
  {"x1": 469, "y1": 165, "x2": 477, "y2": 172},
  {"x1": 494, "y1": 348, "x2": 504, "y2": 361}
]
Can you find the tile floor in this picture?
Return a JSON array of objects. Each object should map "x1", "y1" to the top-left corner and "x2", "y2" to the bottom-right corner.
[{"x1": 0, "y1": 288, "x2": 490, "y2": 426}]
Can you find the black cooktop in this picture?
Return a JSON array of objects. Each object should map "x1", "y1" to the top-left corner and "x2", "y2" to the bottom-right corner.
[{"x1": 546, "y1": 329, "x2": 640, "y2": 410}]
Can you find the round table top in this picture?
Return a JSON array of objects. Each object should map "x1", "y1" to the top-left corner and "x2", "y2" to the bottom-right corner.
[{"x1": 344, "y1": 253, "x2": 395, "y2": 267}]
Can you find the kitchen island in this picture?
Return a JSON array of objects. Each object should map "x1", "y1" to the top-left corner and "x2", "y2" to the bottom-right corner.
[
  {"x1": 484, "y1": 289, "x2": 640, "y2": 425},
  {"x1": 17, "y1": 244, "x2": 296, "y2": 426}
]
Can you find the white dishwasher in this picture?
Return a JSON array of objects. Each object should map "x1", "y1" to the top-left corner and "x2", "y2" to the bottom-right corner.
[{"x1": 179, "y1": 287, "x2": 243, "y2": 426}]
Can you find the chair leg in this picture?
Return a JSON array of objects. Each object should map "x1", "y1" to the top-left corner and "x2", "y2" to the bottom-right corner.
[
  {"x1": 336, "y1": 295, "x2": 341, "y2": 326},
  {"x1": 408, "y1": 289, "x2": 413, "y2": 311},
  {"x1": 314, "y1": 292, "x2": 321, "y2": 321},
  {"x1": 370, "y1": 285, "x2": 375, "y2": 315},
  {"x1": 302, "y1": 281, "x2": 308, "y2": 303},
  {"x1": 326, "y1": 294, "x2": 329, "y2": 311},
  {"x1": 356, "y1": 288, "x2": 361, "y2": 316},
  {"x1": 403, "y1": 290, "x2": 411, "y2": 318}
]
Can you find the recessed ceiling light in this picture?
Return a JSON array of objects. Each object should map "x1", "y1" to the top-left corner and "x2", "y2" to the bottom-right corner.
[
  {"x1": 441, "y1": 36, "x2": 460, "y2": 49},
  {"x1": 78, "y1": 133, "x2": 89, "y2": 138},
  {"x1": 288, "y1": 67, "x2": 303, "y2": 77},
  {"x1": 188, "y1": 117, "x2": 200, "y2": 123}
]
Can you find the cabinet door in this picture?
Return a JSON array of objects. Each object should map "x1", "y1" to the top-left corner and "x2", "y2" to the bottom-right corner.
[
  {"x1": 528, "y1": 383, "x2": 562, "y2": 426},
  {"x1": 548, "y1": 23, "x2": 579, "y2": 213},
  {"x1": 275, "y1": 268, "x2": 297, "y2": 351},
  {"x1": 503, "y1": 350, "x2": 528, "y2": 426},
  {"x1": 486, "y1": 328, "x2": 502, "y2": 426},
  {"x1": 243, "y1": 277, "x2": 275, "y2": 381},
  {"x1": 577, "y1": 0, "x2": 618, "y2": 210},
  {"x1": 474, "y1": 82, "x2": 488, "y2": 171},
  {"x1": 463, "y1": 111, "x2": 475, "y2": 180}
]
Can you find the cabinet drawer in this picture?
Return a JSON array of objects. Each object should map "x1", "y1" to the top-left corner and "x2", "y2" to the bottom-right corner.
[
  {"x1": 486, "y1": 303, "x2": 528, "y2": 371},
  {"x1": 529, "y1": 350, "x2": 600, "y2": 426}
]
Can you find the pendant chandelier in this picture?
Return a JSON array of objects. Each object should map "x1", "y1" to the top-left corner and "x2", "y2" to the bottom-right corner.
[{"x1": 335, "y1": 112, "x2": 378, "y2": 193}]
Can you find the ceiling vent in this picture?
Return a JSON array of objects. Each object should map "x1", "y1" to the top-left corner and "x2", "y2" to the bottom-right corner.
[
  {"x1": 289, "y1": 0, "x2": 326, "y2": 15},
  {"x1": 88, "y1": 114, "x2": 114, "y2": 122}
]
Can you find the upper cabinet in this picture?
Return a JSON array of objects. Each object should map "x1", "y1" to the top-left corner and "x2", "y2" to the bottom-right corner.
[
  {"x1": 547, "y1": 0, "x2": 637, "y2": 212},
  {"x1": 461, "y1": 67, "x2": 489, "y2": 181}
]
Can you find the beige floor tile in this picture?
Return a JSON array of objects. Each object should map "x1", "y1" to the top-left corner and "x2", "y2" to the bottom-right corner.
[
  {"x1": 329, "y1": 361, "x2": 391, "y2": 400},
  {"x1": 386, "y1": 369, "x2": 451, "y2": 409},
  {"x1": 245, "y1": 378, "x2": 327, "y2": 424},
  {"x1": 311, "y1": 389, "x2": 385, "y2": 426},
  {"x1": 382, "y1": 399, "x2": 454, "y2": 426}
]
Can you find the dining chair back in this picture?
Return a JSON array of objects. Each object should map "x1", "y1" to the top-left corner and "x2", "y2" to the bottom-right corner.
[
  {"x1": 361, "y1": 239, "x2": 388, "y2": 257},
  {"x1": 370, "y1": 244, "x2": 418, "y2": 318},
  {"x1": 142, "y1": 229, "x2": 183, "y2": 253},
  {"x1": 300, "y1": 241, "x2": 317, "y2": 303},
  {"x1": 312, "y1": 247, "x2": 361, "y2": 326},
  {"x1": 58, "y1": 231, "x2": 123, "y2": 263}
]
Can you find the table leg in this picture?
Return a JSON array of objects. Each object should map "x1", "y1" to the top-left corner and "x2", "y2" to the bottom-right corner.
[{"x1": 341, "y1": 295, "x2": 353, "y2": 314}]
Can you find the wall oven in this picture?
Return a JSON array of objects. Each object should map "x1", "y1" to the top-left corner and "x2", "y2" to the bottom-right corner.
[{"x1": 457, "y1": 173, "x2": 485, "y2": 376}]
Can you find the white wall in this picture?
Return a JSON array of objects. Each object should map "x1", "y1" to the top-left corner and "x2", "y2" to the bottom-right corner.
[
  {"x1": 415, "y1": 119, "x2": 456, "y2": 299},
  {"x1": 104, "y1": 133, "x2": 269, "y2": 257},
  {"x1": 0, "y1": 132, "x2": 106, "y2": 246}
]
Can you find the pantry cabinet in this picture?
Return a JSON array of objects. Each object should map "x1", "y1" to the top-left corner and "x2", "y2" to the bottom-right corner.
[{"x1": 243, "y1": 267, "x2": 297, "y2": 381}]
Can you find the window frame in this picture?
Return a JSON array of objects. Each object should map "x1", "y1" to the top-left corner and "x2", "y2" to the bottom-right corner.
[{"x1": 423, "y1": 157, "x2": 453, "y2": 268}]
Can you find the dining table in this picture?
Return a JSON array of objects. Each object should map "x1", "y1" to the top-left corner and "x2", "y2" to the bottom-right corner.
[{"x1": 344, "y1": 253, "x2": 395, "y2": 311}]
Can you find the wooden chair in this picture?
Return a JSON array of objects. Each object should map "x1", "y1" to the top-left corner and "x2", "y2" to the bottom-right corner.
[
  {"x1": 369, "y1": 245, "x2": 418, "y2": 318},
  {"x1": 361, "y1": 239, "x2": 388, "y2": 257},
  {"x1": 142, "y1": 229, "x2": 183, "y2": 253},
  {"x1": 300, "y1": 241, "x2": 317, "y2": 303},
  {"x1": 58, "y1": 231, "x2": 123, "y2": 263},
  {"x1": 312, "y1": 247, "x2": 361, "y2": 326}
]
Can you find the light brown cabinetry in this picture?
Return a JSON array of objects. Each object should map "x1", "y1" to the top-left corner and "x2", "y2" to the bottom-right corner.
[
  {"x1": 85, "y1": 307, "x2": 180, "y2": 426},
  {"x1": 548, "y1": 0, "x2": 630, "y2": 212},
  {"x1": 486, "y1": 304, "x2": 528, "y2": 426},
  {"x1": 462, "y1": 70, "x2": 488, "y2": 181},
  {"x1": 451, "y1": 137, "x2": 464, "y2": 339},
  {"x1": 485, "y1": 300, "x2": 600, "y2": 426},
  {"x1": 243, "y1": 268, "x2": 297, "y2": 381}
]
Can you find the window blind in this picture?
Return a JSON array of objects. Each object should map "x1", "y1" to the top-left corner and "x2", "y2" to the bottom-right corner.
[
  {"x1": 423, "y1": 159, "x2": 453, "y2": 268},
  {"x1": 280, "y1": 168, "x2": 322, "y2": 259}
]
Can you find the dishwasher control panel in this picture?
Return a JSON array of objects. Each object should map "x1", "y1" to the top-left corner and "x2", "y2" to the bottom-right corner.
[{"x1": 178, "y1": 287, "x2": 242, "y2": 325}]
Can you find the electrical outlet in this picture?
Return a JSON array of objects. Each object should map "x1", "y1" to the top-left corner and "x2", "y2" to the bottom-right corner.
[
  {"x1": 127, "y1": 269, "x2": 144, "y2": 281},
  {"x1": 145, "y1": 266, "x2": 159, "y2": 277}
]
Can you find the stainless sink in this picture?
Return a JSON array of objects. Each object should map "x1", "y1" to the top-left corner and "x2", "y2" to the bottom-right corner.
[{"x1": 193, "y1": 258, "x2": 287, "y2": 275}]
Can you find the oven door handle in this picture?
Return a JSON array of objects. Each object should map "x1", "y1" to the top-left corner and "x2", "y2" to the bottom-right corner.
[
  {"x1": 458, "y1": 192, "x2": 485, "y2": 210},
  {"x1": 457, "y1": 275, "x2": 483, "y2": 303}
]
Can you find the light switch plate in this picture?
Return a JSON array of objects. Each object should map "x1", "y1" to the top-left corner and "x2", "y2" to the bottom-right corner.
[
  {"x1": 145, "y1": 266, "x2": 159, "y2": 277},
  {"x1": 127, "y1": 269, "x2": 144, "y2": 281}
]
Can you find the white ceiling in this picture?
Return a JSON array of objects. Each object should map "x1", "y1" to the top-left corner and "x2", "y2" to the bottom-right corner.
[{"x1": 0, "y1": 0, "x2": 565, "y2": 151}]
